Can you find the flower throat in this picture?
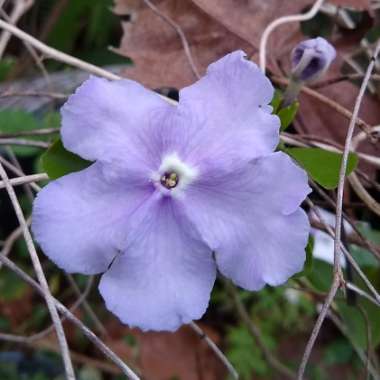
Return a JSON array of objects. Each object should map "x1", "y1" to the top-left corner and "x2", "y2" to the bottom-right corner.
[{"x1": 160, "y1": 172, "x2": 179, "y2": 189}]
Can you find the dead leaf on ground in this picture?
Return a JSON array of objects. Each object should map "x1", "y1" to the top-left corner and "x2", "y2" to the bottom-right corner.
[
  {"x1": 113, "y1": 0, "x2": 379, "y2": 177},
  {"x1": 113, "y1": 0, "x2": 312, "y2": 88},
  {"x1": 105, "y1": 319, "x2": 226, "y2": 380}
]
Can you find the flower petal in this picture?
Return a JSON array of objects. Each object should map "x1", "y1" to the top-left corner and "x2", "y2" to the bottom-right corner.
[
  {"x1": 61, "y1": 75, "x2": 171, "y2": 171},
  {"x1": 32, "y1": 163, "x2": 152, "y2": 274},
  {"x1": 178, "y1": 50, "x2": 280, "y2": 166},
  {"x1": 216, "y1": 208, "x2": 310, "y2": 290},
  {"x1": 99, "y1": 194, "x2": 216, "y2": 331},
  {"x1": 183, "y1": 152, "x2": 311, "y2": 290}
]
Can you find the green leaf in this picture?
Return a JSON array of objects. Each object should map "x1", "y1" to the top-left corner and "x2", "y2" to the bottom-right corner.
[
  {"x1": 304, "y1": 235, "x2": 314, "y2": 274},
  {"x1": 277, "y1": 101, "x2": 299, "y2": 131},
  {"x1": 41, "y1": 139, "x2": 92, "y2": 180},
  {"x1": 365, "y1": 25, "x2": 380, "y2": 44},
  {"x1": 285, "y1": 147, "x2": 359, "y2": 189},
  {"x1": 0, "y1": 270, "x2": 27, "y2": 301},
  {"x1": 270, "y1": 89, "x2": 282, "y2": 114},
  {"x1": 42, "y1": 111, "x2": 61, "y2": 129},
  {"x1": 337, "y1": 298, "x2": 380, "y2": 349},
  {"x1": 79, "y1": 366, "x2": 103, "y2": 380},
  {"x1": 301, "y1": 11, "x2": 333, "y2": 38},
  {"x1": 0, "y1": 57, "x2": 15, "y2": 82},
  {"x1": 323, "y1": 339, "x2": 354, "y2": 365},
  {"x1": 292, "y1": 235, "x2": 314, "y2": 279},
  {"x1": 227, "y1": 326, "x2": 270, "y2": 379},
  {"x1": 307, "y1": 259, "x2": 333, "y2": 292},
  {"x1": 349, "y1": 223, "x2": 380, "y2": 268},
  {"x1": 0, "y1": 109, "x2": 48, "y2": 157}
]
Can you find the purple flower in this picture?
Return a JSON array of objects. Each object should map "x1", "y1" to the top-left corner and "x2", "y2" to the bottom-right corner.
[
  {"x1": 32, "y1": 51, "x2": 311, "y2": 332},
  {"x1": 291, "y1": 37, "x2": 336, "y2": 82}
]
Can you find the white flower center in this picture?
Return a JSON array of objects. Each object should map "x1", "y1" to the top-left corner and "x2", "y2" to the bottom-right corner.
[{"x1": 152, "y1": 153, "x2": 198, "y2": 197}]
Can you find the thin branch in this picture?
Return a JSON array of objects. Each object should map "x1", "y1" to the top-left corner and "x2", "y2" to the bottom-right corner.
[
  {"x1": 327, "y1": 310, "x2": 380, "y2": 380},
  {"x1": 0, "y1": 90, "x2": 67, "y2": 99},
  {"x1": 0, "y1": 0, "x2": 34, "y2": 58},
  {"x1": 0, "y1": 161, "x2": 75, "y2": 380},
  {"x1": 297, "y1": 43, "x2": 380, "y2": 374},
  {"x1": 297, "y1": 277, "x2": 341, "y2": 380},
  {"x1": 0, "y1": 19, "x2": 179, "y2": 105},
  {"x1": 0, "y1": 18, "x2": 119, "y2": 79},
  {"x1": 0, "y1": 138, "x2": 50, "y2": 148},
  {"x1": 0, "y1": 173, "x2": 48, "y2": 189},
  {"x1": 349, "y1": 124, "x2": 380, "y2": 217},
  {"x1": 0, "y1": 216, "x2": 30, "y2": 270},
  {"x1": 189, "y1": 322, "x2": 239, "y2": 379},
  {"x1": 299, "y1": 192, "x2": 380, "y2": 378},
  {"x1": 313, "y1": 73, "x2": 380, "y2": 89},
  {"x1": 343, "y1": 246, "x2": 380, "y2": 305},
  {"x1": 36, "y1": 340, "x2": 122, "y2": 376},
  {"x1": 309, "y1": 181, "x2": 380, "y2": 261},
  {"x1": 274, "y1": 76, "x2": 374, "y2": 137},
  {"x1": 259, "y1": 0, "x2": 325, "y2": 72},
  {"x1": 0, "y1": 156, "x2": 41, "y2": 191},
  {"x1": 281, "y1": 133, "x2": 380, "y2": 169},
  {"x1": 5, "y1": 147, "x2": 34, "y2": 202},
  {"x1": 0, "y1": 276, "x2": 94, "y2": 343},
  {"x1": 27, "y1": 276, "x2": 94, "y2": 342},
  {"x1": 346, "y1": 283, "x2": 380, "y2": 307},
  {"x1": 311, "y1": 204, "x2": 380, "y2": 304},
  {"x1": 333, "y1": 40, "x2": 380, "y2": 275},
  {"x1": 348, "y1": 172, "x2": 380, "y2": 217},
  {"x1": 142, "y1": 0, "x2": 200, "y2": 79},
  {"x1": 0, "y1": 253, "x2": 140, "y2": 380},
  {"x1": 226, "y1": 281, "x2": 296, "y2": 379},
  {"x1": 0, "y1": 127, "x2": 60, "y2": 138},
  {"x1": 66, "y1": 274, "x2": 108, "y2": 337}
]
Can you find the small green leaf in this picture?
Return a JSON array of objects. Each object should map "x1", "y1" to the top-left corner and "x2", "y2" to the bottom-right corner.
[
  {"x1": 79, "y1": 366, "x2": 103, "y2": 380},
  {"x1": 292, "y1": 235, "x2": 314, "y2": 278},
  {"x1": 301, "y1": 11, "x2": 333, "y2": 38},
  {"x1": 270, "y1": 89, "x2": 282, "y2": 114},
  {"x1": 304, "y1": 235, "x2": 314, "y2": 274},
  {"x1": 285, "y1": 147, "x2": 359, "y2": 189},
  {"x1": 41, "y1": 139, "x2": 92, "y2": 180},
  {"x1": 323, "y1": 339, "x2": 354, "y2": 365},
  {"x1": 307, "y1": 259, "x2": 333, "y2": 292},
  {"x1": 0, "y1": 270, "x2": 27, "y2": 301},
  {"x1": 337, "y1": 299, "x2": 380, "y2": 349},
  {"x1": 0, "y1": 57, "x2": 15, "y2": 81},
  {"x1": 277, "y1": 101, "x2": 299, "y2": 131},
  {"x1": 0, "y1": 109, "x2": 46, "y2": 156}
]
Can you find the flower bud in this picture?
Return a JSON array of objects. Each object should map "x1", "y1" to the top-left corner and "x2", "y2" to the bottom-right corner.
[{"x1": 291, "y1": 37, "x2": 336, "y2": 83}]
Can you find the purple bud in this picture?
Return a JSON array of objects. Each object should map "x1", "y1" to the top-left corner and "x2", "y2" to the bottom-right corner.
[{"x1": 291, "y1": 37, "x2": 336, "y2": 82}]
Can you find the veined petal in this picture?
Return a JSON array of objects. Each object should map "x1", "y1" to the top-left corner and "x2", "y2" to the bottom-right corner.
[
  {"x1": 99, "y1": 194, "x2": 216, "y2": 331},
  {"x1": 32, "y1": 163, "x2": 152, "y2": 274},
  {"x1": 183, "y1": 152, "x2": 311, "y2": 290},
  {"x1": 177, "y1": 50, "x2": 280, "y2": 167},
  {"x1": 61, "y1": 76, "x2": 172, "y2": 172}
]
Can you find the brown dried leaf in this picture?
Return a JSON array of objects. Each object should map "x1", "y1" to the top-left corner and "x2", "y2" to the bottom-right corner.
[
  {"x1": 114, "y1": 0, "x2": 312, "y2": 88},
  {"x1": 114, "y1": 0, "x2": 379, "y2": 176},
  {"x1": 105, "y1": 320, "x2": 225, "y2": 380}
]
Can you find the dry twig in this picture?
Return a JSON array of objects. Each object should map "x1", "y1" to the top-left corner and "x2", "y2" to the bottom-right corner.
[
  {"x1": 0, "y1": 161, "x2": 76, "y2": 379},
  {"x1": 297, "y1": 42, "x2": 380, "y2": 379},
  {"x1": 0, "y1": 254, "x2": 140, "y2": 380}
]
